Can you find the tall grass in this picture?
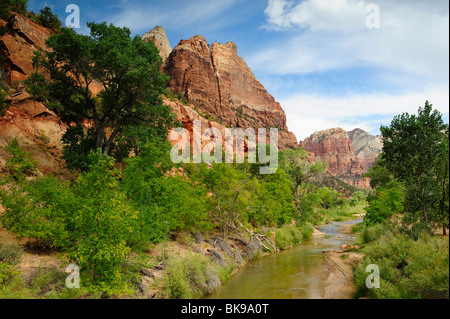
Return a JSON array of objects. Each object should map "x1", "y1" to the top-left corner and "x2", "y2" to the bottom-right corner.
[
  {"x1": 274, "y1": 222, "x2": 314, "y2": 250},
  {"x1": 354, "y1": 223, "x2": 449, "y2": 299}
]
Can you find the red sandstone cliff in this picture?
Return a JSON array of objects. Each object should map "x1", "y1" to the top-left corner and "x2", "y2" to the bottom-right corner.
[
  {"x1": 302, "y1": 128, "x2": 370, "y2": 188},
  {"x1": 162, "y1": 35, "x2": 298, "y2": 150},
  {"x1": 0, "y1": 13, "x2": 52, "y2": 84}
]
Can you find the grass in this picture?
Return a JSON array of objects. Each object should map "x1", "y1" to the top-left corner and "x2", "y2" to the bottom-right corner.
[
  {"x1": 321, "y1": 204, "x2": 366, "y2": 224},
  {"x1": 353, "y1": 222, "x2": 449, "y2": 299},
  {"x1": 273, "y1": 222, "x2": 314, "y2": 250},
  {"x1": 157, "y1": 253, "x2": 215, "y2": 299}
]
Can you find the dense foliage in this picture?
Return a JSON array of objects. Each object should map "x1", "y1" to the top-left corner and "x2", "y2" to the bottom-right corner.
[
  {"x1": 0, "y1": 0, "x2": 27, "y2": 20},
  {"x1": 375, "y1": 101, "x2": 449, "y2": 237},
  {"x1": 32, "y1": 22, "x2": 176, "y2": 170},
  {"x1": 354, "y1": 223, "x2": 449, "y2": 299}
]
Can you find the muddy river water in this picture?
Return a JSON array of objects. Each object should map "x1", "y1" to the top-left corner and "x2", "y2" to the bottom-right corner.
[{"x1": 205, "y1": 219, "x2": 362, "y2": 299}]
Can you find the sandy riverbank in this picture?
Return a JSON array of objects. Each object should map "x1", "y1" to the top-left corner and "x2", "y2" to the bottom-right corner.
[{"x1": 322, "y1": 221, "x2": 364, "y2": 299}]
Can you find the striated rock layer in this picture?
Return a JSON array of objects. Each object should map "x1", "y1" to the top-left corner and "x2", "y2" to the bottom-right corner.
[
  {"x1": 163, "y1": 35, "x2": 297, "y2": 150},
  {"x1": 302, "y1": 128, "x2": 370, "y2": 188},
  {"x1": 0, "y1": 13, "x2": 52, "y2": 84},
  {"x1": 347, "y1": 128, "x2": 382, "y2": 172}
]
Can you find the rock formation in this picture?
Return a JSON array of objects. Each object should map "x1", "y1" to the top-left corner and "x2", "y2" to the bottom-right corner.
[
  {"x1": 302, "y1": 128, "x2": 370, "y2": 188},
  {"x1": 141, "y1": 26, "x2": 172, "y2": 63},
  {"x1": 347, "y1": 128, "x2": 382, "y2": 172},
  {"x1": 162, "y1": 35, "x2": 298, "y2": 150},
  {"x1": 0, "y1": 13, "x2": 52, "y2": 84}
]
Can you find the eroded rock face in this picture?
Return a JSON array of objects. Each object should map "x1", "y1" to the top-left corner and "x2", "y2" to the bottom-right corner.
[
  {"x1": 0, "y1": 13, "x2": 52, "y2": 84},
  {"x1": 164, "y1": 36, "x2": 297, "y2": 150},
  {"x1": 347, "y1": 128, "x2": 382, "y2": 172},
  {"x1": 142, "y1": 26, "x2": 172, "y2": 63},
  {"x1": 303, "y1": 128, "x2": 370, "y2": 188}
]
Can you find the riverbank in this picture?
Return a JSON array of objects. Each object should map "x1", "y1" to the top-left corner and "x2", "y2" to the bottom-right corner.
[
  {"x1": 322, "y1": 221, "x2": 364, "y2": 299},
  {"x1": 0, "y1": 207, "x2": 366, "y2": 299}
]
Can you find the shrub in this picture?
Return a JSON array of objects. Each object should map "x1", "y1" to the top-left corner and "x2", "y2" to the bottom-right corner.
[
  {"x1": 0, "y1": 234, "x2": 23, "y2": 265},
  {"x1": 0, "y1": 87, "x2": 9, "y2": 117},
  {"x1": 160, "y1": 253, "x2": 212, "y2": 299},
  {"x1": 298, "y1": 222, "x2": 314, "y2": 241},
  {"x1": 0, "y1": 177, "x2": 73, "y2": 249},
  {"x1": 0, "y1": 0, "x2": 28, "y2": 20},
  {"x1": 23, "y1": 72, "x2": 49, "y2": 102},
  {"x1": 4, "y1": 138, "x2": 38, "y2": 180},
  {"x1": 275, "y1": 224, "x2": 302, "y2": 250},
  {"x1": 354, "y1": 224, "x2": 449, "y2": 299},
  {"x1": 0, "y1": 262, "x2": 20, "y2": 291}
]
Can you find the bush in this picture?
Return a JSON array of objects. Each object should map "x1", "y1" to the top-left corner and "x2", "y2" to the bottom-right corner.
[
  {"x1": 0, "y1": 87, "x2": 9, "y2": 117},
  {"x1": 4, "y1": 138, "x2": 38, "y2": 180},
  {"x1": 354, "y1": 224, "x2": 449, "y2": 299},
  {"x1": 0, "y1": 234, "x2": 23, "y2": 265},
  {"x1": 298, "y1": 222, "x2": 314, "y2": 241},
  {"x1": 23, "y1": 72, "x2": 49, "y2": 102},
  {"x1": 0, "y1": 262, "x2": 20, "y2": 291},
  {"x1": 0, "y1": 153, "x2": 141, "y2": 296},
  {"x1": 275, "y1": 224, "x2": 302, "y2": 250},
  {"x1": 0, "y1": 177, "x2": 73, "y2": 249},
  {"x1": 0, "y1": 0, "x2": 28, "y2": 20},
  {"x1": 355, "y1": 222, "x2": 395, "y2": 245},
  {"x1": 160, "y1": 253, "x2": 213, "y2": 299}
]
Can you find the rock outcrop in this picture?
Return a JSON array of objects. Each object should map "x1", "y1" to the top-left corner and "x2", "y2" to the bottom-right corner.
[
  {"x1": 302, "y1": 128, "x2": 370, "y2": 188},
  {"x1": 163, "y1": 36, "x2": 297, "y2": 150},
  {"x1": 0, "y1": 13, "x2": 52, "y2": 84},
  {"x1": 142, "y1": 26, "x2": 172, "y2": 63},
  {"x1": 347, "y1": 128, "x2": 382, "y2": 172}
]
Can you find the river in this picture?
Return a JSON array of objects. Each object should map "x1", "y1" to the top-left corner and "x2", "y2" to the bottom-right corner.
[{"x1": 205, "y1": 219, "x2": 362, "y2": 299}]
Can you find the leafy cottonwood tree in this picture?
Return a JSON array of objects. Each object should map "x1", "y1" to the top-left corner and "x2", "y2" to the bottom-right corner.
[
  {"x1": 203, "y1": 163, "x2": 258, "y2": 239},
  {"x1": 279, "y1": 147, "x2": 327, "y2": 216},
  {"x1": 33, "y1": 22, "x2": 175, "y2": 169},
  {"x1": 380, "y1": 101, "x2": 449, "y2": 237}
]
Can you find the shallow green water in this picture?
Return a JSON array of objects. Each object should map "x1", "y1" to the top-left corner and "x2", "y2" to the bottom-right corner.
[{"x1": 205, "y1": 219, "x2": 362, "y2": 299}]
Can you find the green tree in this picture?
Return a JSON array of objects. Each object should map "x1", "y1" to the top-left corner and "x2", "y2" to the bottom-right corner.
[
  {"x1": 380, "y1": 101, "x2": 449, "y2": 237},
  {"x1": 363, "y1": 157, "x2": 393, "y2": 189},
  {"x1": 436, "y1": 127, "x2": 449, "y2": 235},
  {"x1": 364, "y1": 180, "x2": 405, "y2": 226},
  {"x1": 33, "y1": 22, "x2": 175, "y2": 169},
  {"x1": 203, "y1": 163, "x2": 258, "y2": 239},
  {"x1": 36, "y1": 6, "x2": 61, "y2": 31},
  {"x1": 66, "y1": 153, "x2": 138, "y2": 295},
  {"x1": 250, "y1": 168, "x2": 296, "y2": 227},
  {"x1": 23, "y1": 72, "x2": 49, "y2": 102},
  {"x1": 0, "y1": 0, "x2": 28, "y2": 20},
  {"x1": 279, "y1": 147, "x2": 327, "y2": 216},
  {"x1": 122, "y1": 142, "x2": 211, "y2": 248}
]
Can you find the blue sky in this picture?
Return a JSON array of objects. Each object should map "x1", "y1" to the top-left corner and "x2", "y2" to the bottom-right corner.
[{"x1": 27, "y1": 0, "x2": 449, "y2": 141}]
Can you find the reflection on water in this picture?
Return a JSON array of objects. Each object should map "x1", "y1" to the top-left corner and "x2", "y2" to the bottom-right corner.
[{"x1": 205, "y1": 219, "x2": 362, "y2": 299}]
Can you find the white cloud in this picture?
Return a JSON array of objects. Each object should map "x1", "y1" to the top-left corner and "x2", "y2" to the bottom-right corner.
[
  {"x1": 255, "y1": 0, "x2": 449, "y2": 81},
  {"x1": 282, "y1": 86, "x2": 450, "y2": 140},
  {"x1": 264, "y1": 0, "x2": 367, "y2": 32}
]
